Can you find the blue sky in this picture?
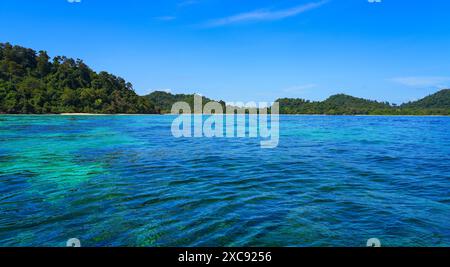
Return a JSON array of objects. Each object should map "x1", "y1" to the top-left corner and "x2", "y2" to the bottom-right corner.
[{"x1": 1, "y1": 0, "x2": 450, "y2": 104}]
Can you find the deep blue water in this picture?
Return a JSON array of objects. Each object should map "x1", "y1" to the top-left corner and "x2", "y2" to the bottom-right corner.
[{"x1": 0, "y1": 115, "x2": 449, "y2": 247}]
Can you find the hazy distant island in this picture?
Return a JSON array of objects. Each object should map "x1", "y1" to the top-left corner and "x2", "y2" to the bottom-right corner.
[{"x1": 1, "y1": 43, "x2": 449, "y2": 115}]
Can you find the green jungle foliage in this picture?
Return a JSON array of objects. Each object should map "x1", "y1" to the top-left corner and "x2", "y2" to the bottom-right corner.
[
  {"x1": 1, "y1": 43, "x2": 449, "y2": 115},
  {"x1": 276, "y1": 91, "x2": 450, "y2": 115},
  {"x1": 0, "y1": 43, "x2": 155, "y2": 114}
]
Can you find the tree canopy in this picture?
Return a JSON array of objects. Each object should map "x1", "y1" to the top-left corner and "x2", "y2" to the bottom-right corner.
[
  {"x1": 276, "y1": 91, "x2": 450, "y2": 115},
  {"x1": 1, "y1": 43, "x2": 449, "y2": 115},
  {"x1": 145, "y1": 91, "x2": 226, "y2": 114},
  {"x1": 0, "y1": 43, "x2": 156, "y2": 114}
]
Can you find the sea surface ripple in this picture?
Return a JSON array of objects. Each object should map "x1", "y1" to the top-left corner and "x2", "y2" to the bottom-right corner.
[{"x1": 0, "y1": 115, "x2": 449, "y2": 247}]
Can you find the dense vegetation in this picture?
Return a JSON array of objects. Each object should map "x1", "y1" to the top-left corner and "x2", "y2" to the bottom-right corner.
[
  {"x1": 0, "y1": 43, "x2": 155, "y2": 114},
  {"x1": 400, "y1": 89, "x2": 450, "y2": 115},
  {"x1": 0, "y1": 43, "x2": 449, "y2": 115},
  {"x1": 145, "y1": 91, "x2": 226, "y2": 114},
  {"x1": 277, "y1": 94, "x2": 392, "y2": 115},
  {"x1": 276, "y1": 90, "x2": 450, "y2": 115}
]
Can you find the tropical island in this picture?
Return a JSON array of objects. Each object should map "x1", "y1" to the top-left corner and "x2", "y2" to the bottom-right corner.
[{"x1": 1, "y1": 43, "x2": 449, "y2": 115}]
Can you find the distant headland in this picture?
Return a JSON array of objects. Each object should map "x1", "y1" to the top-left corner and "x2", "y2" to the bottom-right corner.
[{"x1": 1, "y1": 43, "x2": 449, "y2": 115}]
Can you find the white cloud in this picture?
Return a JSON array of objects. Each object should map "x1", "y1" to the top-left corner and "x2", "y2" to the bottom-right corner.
[
  {"x1": 67, "y1": 0, "x2": 81, "y2": 3},
  {"x1": 203, "y1": 1, "x2": 328, "y2": 27},
  {"x1": 390, "y1": 76, "x2": 450, "y2": 88}
]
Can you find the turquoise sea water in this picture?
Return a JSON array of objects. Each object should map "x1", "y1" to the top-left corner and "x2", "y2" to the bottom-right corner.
[{"x1": 0, "y1": 115, "x2": 449, "y2": 247}]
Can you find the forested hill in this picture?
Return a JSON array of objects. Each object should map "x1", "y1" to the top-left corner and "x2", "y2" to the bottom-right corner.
[
  {"x1": 0, "y1": 43, "x2": 156, "y2": 114},
  {"x1": 277, "y1": 94, "x2": 392, "y2": 115},
  {"x1": 276, "y1": 90, "x2": 450, "y2": 115},
  {"x1": 402, "y1": 89, "x2": 450, "y2": 110},
  {"x1": 1, "y1": 43, "x2": 449, "y2": 115},
  {"x1": 145, "y1": 91, "x2": 226, "y2": 114}
]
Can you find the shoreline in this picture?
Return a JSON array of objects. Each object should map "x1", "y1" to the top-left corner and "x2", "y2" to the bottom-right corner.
[{"x1": 0, "y1": 113, "x2": 449, "y2": 117}]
